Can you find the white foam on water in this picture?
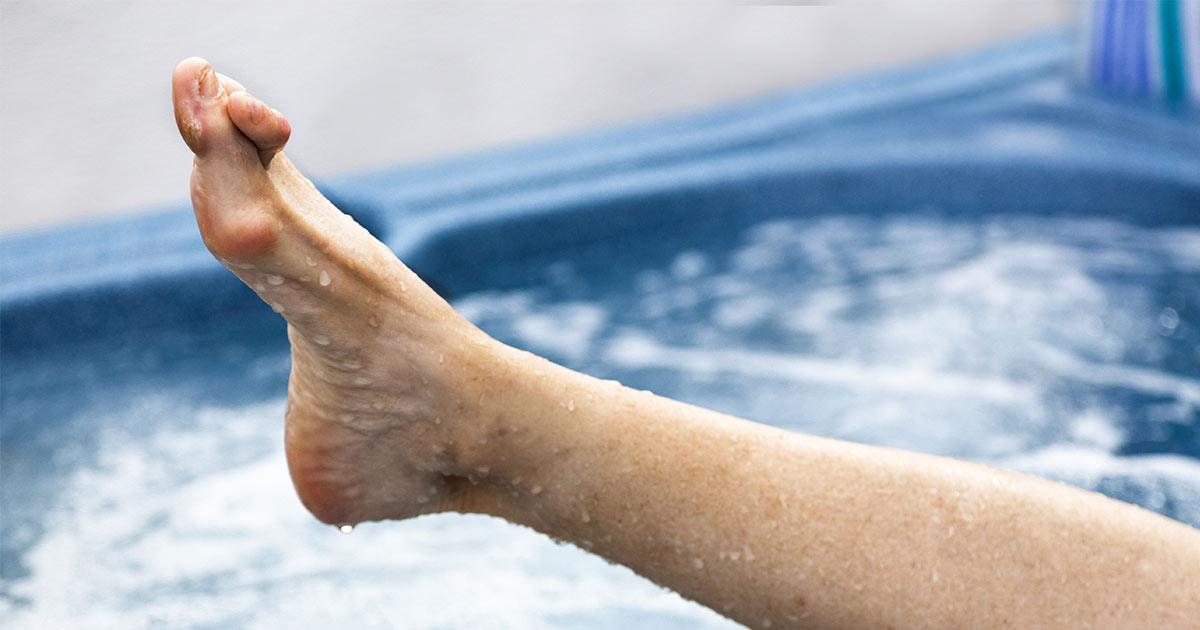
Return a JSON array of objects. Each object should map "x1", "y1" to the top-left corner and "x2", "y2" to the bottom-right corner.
[
  {"x1": 1029, "y1": 342, "x2": 1200, "y2": 407},
  {"x1": 511, "y1": 303, "x2": 607, "y2": 360},
  {"x1": 604, "y1": 331, "x2": 1036, "y2": 404},
  {"x1": 456, "y1": 213, "x2": 1199, "y2": 522},
  {"x1": 712, "y1": 294, "x2": 774, "y2": 330},
  {"x1": 1067, "y1": 409, "x2": 1125, "y2": 451},
  {"x1": 8, "y1": 214, "x2": 1197, "y2": 627},
  {"x1": 999, "y1": 445, "x2": 1200, "y2": 525},
  {"x1": 670, "y1": 251, "x2": 707, "y2": 280},
  {"x1": 457, "y1": 293, "x2": 609, "y2": 361},
  {"x1": 3, "y1": 399, "x2": 732, "y2": 629}
]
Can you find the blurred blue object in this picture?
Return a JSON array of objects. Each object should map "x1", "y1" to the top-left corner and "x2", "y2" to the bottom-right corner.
[{"x1": 1082, "y1": 0, "x2": 1200, "y2": 105}]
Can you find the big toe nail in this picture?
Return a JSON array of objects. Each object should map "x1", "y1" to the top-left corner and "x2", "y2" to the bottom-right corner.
[{"x1": 172, "y1": 57, "x2": 234, "y2": 154}]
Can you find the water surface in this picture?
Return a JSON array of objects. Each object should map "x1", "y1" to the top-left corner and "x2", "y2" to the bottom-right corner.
[{"x1": 4, "y1": 214, "x2": 1198, "y2": 628}]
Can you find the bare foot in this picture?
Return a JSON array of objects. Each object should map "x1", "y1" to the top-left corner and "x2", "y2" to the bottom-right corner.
[{"x1": 171, "y1": 58, "x2": 505, "y2": 528}]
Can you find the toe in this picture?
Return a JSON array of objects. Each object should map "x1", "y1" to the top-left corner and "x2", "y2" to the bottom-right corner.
[
  {"x1": 228, "y1": 90, "x2": 292, "y2": 164},
  {"x1": 173, "y1": 57, "x2": 278, "y2": 260},
  {"x1": 217, "y1": 72, "x2": 247, "y2": 96},
  {"x1": 172, "y1": 57, "x2": 235, "y2": 155}
]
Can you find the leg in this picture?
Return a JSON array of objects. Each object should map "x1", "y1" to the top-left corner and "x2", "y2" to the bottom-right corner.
[
  {"x1": 463, "y1": 356, "x2": 1200, "y2": 627},
  {"x1": 173, "y1": 59, "x2": 1200, "y2": 628}
]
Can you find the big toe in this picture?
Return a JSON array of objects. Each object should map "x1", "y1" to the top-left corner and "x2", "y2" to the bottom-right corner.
[
  {"x1": 173, "y1": 57, "x2": 240, "y2": 155},
  {"x1": 173, "y1": 57, "x2": 277, "y2": 259}
]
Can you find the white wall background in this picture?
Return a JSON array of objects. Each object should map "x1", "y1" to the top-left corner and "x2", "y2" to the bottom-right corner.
[{"x1": 0, "y1": 1, "x2": 1070, "y2": 235}]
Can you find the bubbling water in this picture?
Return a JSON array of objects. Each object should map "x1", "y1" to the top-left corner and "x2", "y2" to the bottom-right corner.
[
  {"x1": 457, "y1": 214, "x2": 1200, "y2": 524},
  {"x1": 4, "y1": 213, "x2": 1197, "y2": 629}
]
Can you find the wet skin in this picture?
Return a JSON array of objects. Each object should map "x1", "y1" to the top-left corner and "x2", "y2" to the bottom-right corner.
[{"x1": 174, "y1": 58, "x2": 1200, "y2": 629}]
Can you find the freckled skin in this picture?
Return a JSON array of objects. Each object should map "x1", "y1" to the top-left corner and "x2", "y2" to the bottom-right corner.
[{"x1": 174, "y1": 58, "x2": 1200, "y2": 629}]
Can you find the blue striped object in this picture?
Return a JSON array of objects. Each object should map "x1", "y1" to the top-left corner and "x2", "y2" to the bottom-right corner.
[{"x1": 1083, "y1": 0, "x2": 1200, "y2": 105}]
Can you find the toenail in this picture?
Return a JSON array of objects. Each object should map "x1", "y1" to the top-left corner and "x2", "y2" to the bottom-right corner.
[{"x1": 198, "y1": 66, "x2": 219, "y2": 99}]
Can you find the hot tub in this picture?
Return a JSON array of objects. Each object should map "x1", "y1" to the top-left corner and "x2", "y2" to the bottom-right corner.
[{"x1": 3, "y1": 33, "x2": 1198, "y2": 628}]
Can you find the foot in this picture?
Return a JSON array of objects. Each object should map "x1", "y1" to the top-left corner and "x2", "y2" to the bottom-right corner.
[{"x1": 171, "y1": 58, "x2": 505, "y2": 527}]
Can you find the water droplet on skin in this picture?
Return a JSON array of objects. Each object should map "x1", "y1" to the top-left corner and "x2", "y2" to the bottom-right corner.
[
  {"x1": 530, "y1": 485, "x2": 543, "y2": 495},
  {"x1": 433, "y1": 417, "x2": 442, "y2": 425},
  {"x1": 693, "y1": 558, "x2": 705, "y2": 569},
  {"x1": 476, "y1": 466, "x2": 490, "y2": 475},
  {"x1": 399, "y1": 281, "x2": 407, "y2": 292},
  {"x1": 438, "y1": 353, "x2": 444, "y2": 364},
  {"x1": 267, "y1": 274, "x2": 285, "y2": 285},
  {"x1": 254, "y1": 282, "x2": 266, "y2": 291},
  {"x1": 743, "y1": 546, "x2": 755, "y2": 562},
  {"x1": 319, "y1": 270, "x2": 331, "y2": 286},
  {"x1": 338, "y1": 524, "x2": 354, "y2": 534},
  {"x1": 932, "y1": 568, "x2": 939, "y2": 583},
  {"x1": 269, "y1": 302, "x2": 285, "y2": 313},
  {"x1": 353, "y1": 377, "x2": 372, "y2": 386},
  {"x1": 581, "y1": 510, "x2": 591, "y2": 523},
  {"x1": 567, "y1": 399, "x2": 576, "y2": 412},
  {"x1": 339, "y1": 413, "x2": 354, "y2": 422},
  {"x1": 306, "y1": 256, "x2": 317, "y2": 267},
  {"x1": 313, "y1": 335, "x2": 331, "y2": 346},
  {"x1": 416, "y1": 496, "x2": 430, "y2": 504}
]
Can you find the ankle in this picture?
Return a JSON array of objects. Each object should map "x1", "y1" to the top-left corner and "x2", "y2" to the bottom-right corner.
[
  {"x1": 441, "y1": 338, "x2": 538, "y2": 476},
  {"x1": 443, "y1": 340, "x2": 610, "y2": 508}
]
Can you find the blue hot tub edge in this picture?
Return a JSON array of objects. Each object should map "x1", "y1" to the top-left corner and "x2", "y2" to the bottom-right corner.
[{"x1": 2, "y1": 30, "x2": 1198, "y2": 359}]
